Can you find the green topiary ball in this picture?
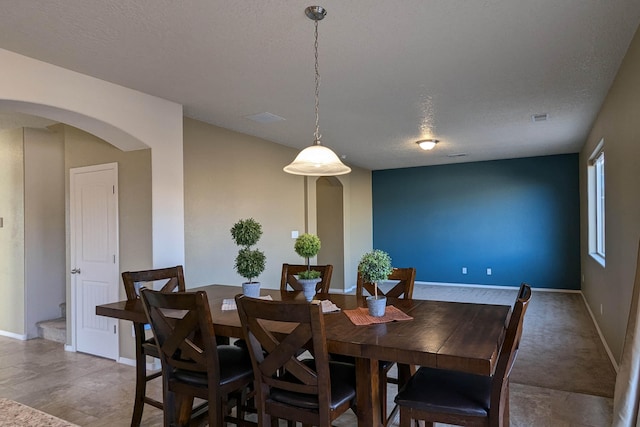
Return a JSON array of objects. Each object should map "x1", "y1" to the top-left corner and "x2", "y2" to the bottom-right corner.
[
  {"x1": 230, "y1": 218, "x2": 262, "y2": 248},
  {"x1": 294, "y1": 233, "x2": 321, "y2": 259},
  {"x1": 234, "y1": 248, "x2": 266, "y2": 283},
  {"x1": 358, "y1": 249, "x2": 393, "y2": 284}
]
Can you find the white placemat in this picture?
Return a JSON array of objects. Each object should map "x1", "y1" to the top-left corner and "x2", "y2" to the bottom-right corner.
[{"x1": 222, "y1": 295, "x2": 273, "y2": 310}]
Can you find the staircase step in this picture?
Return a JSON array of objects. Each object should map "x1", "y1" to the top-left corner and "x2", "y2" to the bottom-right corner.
[{"x1": 36, "y1": 318, "x2": 66, "y2": 343}]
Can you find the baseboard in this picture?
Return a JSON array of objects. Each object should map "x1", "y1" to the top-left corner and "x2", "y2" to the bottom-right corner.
[
  {"x1": 343, "y1": 285, "x2": 356, "y2": 294},
  {"x1": 415, "y1": 281, "x2": 581, "y2": 293},
  {"x1": 580, "y1": 292, "x2": 619, "y2": 373},
  {"x1": 343, "y1": 280, "x2": 580, "y2": 294},
  {"x1": 0, "y1": 330, "x2": 27, "y2": 340},
  {"x1": 415, "y1": 280, "x2": 582, "y2": 294},
  {"x1": 118, "y1": 356, "x2": 160, "y2": 370},
  {"x1": 118, "y1": 356, "x2": 136, "y2": 367}
]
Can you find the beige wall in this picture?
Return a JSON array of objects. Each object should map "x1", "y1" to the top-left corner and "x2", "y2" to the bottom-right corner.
[
  {"x1": 0, "y1": 129, "x2": 26, "y2": 335},
  {"x1": 0, "y1": 128, "x2": 65, "y2": 338},
  {"x1": 3, "y1": 117, "x2": 370, "y2": 360},
  {"x1": 580, "y1": 25, "x2": 640, "y2": 364},
  {"x1": 343, "y1": 167, "x2": 374, "y2": 291},
  {"x1": 183, "y1": 117, "x2": 372, "y2": 293},
  {"x1": 24, "y1": 128, "x2": 65, "y2": 338},
  {"x1": 317, "y1": 177, "x2": 346, "y2": 290},
  {"x1": 61, "y1": 124, "x2": 152, "y2": 359}
]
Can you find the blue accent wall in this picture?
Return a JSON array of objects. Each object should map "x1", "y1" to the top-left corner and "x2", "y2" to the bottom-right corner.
[{"x1": 372, "y1": 154, "x2": 580, "y2": 289}]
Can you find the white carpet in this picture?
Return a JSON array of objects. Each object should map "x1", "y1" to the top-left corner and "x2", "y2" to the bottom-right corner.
[{"x1": 0, "y1": 398, "x2": 79, "y2": 427}]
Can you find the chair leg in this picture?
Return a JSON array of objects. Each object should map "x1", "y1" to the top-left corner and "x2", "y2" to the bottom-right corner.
[
  {"x1": 380, "y1": 372, "x2": 388, "y2": 424},
  {"x1": 131, "y1": 350, "x2": 147, "y2": 426},
  {"x1": 399, "y1": 407, "x2": 411, "y2": 427},
  {"x1": 206, "y1": 397, "x2": 226, "y2": 427},
  {"x1": 175, "y1": 394, "x2": 194, "y2": 427}
]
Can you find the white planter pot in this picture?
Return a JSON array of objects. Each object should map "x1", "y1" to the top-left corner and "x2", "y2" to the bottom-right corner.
[
  {"x1": 242, "y1": 282, "x2": 261, "y2": 298},
  {"x1": 296, "y1": 277, "x2": 322, "y2": 302},
  {"x1": 366, "y1": 295, "x2": 387, "y2": 317}
]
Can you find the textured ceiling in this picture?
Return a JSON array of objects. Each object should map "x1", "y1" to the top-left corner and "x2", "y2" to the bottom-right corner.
[{"x1": 1, "y1": 1, "x2": 639, "y2": 170}]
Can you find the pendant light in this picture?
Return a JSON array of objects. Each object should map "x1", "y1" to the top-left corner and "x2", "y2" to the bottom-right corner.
[{"x1": 283, "y1": 6, "x2": 351, "y2": 176}]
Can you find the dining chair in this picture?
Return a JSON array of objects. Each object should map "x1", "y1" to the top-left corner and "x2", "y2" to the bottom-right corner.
[
  {"x1": 356, "y1": 266, "x2": 417, "y2": 424},
  {"x1": 394, "y1": 283, "x2": 532, "y2": 427},
  {"x1": 280, "y1": 263, "x2": 333, "y2": 293},
  {"x1": 121, "y1": 266, "x2": 186, "y2": 427},
  {"x1": 235, "y1": 294, "x2": 357, "y2": 427},
  {"x1": 356, "y1": 267, "x2": 416, "y2": 300},
  {"x1": 140, "y1": 288, "x2": 254, "y2": 427}
]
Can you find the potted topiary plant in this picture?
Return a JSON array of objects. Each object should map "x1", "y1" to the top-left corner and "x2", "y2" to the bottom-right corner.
[
  {"x1": 294, "y1": 233, "x2": 322, "y2": 301},
  {"x1": 358, "y1": 249, "x2": 393, "y2": 317},
  {"x1": 230, "y1": 218, "x2": 266, "y2": 297}
]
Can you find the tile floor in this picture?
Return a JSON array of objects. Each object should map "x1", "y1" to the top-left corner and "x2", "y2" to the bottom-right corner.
[{"x1": 0, "y1": 335, "x2": 612, "y2": 426}]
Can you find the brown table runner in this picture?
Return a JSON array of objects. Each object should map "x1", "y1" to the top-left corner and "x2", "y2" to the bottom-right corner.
[{"x1": 343, "y1": 305, "x2": 413, "y2": 325}]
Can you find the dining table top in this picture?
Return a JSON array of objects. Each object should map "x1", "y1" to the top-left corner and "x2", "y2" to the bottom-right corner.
[{"x1": 97, "y1": 284, "x2": 511, "y2": 426}]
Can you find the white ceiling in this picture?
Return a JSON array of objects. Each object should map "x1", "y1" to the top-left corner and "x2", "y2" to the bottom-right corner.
[{"x1": 1, "y1": 1, "x2": 639, "y2": 170}]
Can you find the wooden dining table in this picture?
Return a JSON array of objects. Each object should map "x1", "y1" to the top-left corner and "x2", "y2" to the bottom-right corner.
[{"x1": 96, "y1": 284, "x2": 511, "y2": 427}]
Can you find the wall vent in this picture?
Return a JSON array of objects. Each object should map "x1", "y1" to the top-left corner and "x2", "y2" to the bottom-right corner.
[{"x1": 531, "y1": 113, "x2": 548, "y2": 123}]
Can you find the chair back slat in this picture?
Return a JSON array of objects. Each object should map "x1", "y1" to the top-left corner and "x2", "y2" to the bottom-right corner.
[
  {"x1": 489, "y1": 283, "x2": 532, "y2": 423},
  {"x1": 281, "y1": 263, "x2": 333, "y2": 293},
  {"x1": 236, "y1": 295, "x2": 333, "y2": 418},
  {"x1": 141, "y1": 289, "x2": 219, "y2": 380},
  {"x1": 122, "y1": 266, "x2": 186, "y2": 301},
  {"x1": 357, "y1": 267, "x2": 416, "y2": 299},
  {"x1": 120, "y1": 266, "x2": 186, "y2": 424}
]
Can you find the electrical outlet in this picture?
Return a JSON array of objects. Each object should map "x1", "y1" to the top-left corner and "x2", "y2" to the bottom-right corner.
[
  {"x1": 486, "y1": 268, "x2": 492, "y2": 276},
  {"x1": 462, "y1": 267, "x2": 467, "y2": 274},
  {"x1": 291, "y1": 230, "x2": 299, "y2": 239}
]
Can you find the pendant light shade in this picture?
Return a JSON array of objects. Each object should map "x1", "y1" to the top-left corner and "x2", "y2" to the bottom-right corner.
[
  {"x1": 283, "y1": 143, "x2": 351, "y2": 176},
  {"x1": 284, "y1": 6, "x2": 351, "y2": 177}
]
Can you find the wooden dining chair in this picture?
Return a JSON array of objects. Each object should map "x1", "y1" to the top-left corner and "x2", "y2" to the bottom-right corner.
[
  {"x1": 356, "y1": 267, "x2": 416, "y2": 300},
  {"x1": 121, "y1": 266, "x2": 186, "y2": 426},
  {"x1": 235, "y1": 294, "x2": 357, "y2": 427},
  {"x1": 356, "y1": 266, "x2": 417, "y2": 424},
  {"x1": 280, "y1": 263, "x2": 333, "y2": 294},
  {"x1": 394, "y1": 283, "x2": 532, "y2": 427},
  {"x1": 140, "y1": 288, "x2": 254, "y2": 427}
]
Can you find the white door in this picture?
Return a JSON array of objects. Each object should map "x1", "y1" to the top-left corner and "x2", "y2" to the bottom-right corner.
[{"x1": 70, "y1": 163, "x2": 119, "y2": 360}]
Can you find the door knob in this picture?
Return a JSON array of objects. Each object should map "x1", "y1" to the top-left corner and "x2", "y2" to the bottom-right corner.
[{"x1": 71, "y1": 268, "x2": 81, "y2": 274}]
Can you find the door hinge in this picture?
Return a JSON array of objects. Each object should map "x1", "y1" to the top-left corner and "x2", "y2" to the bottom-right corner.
[
  {"x1": 113, "y1": 254, "x2": 116, "y2": 263},
  {"x1": 113, "y1": 325, "x2": 116, "y2": 334},
  {"x1": 113, "y1": 185, "x2": 115, "y2": 194}
]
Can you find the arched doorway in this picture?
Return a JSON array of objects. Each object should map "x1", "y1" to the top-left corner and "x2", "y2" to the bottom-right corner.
[
  {"x1": 1, "y1": 49, "x2": 184, "y2": 361},
  {"x1": 316, "y1": 177, "x2": 344, "y2": 290}
]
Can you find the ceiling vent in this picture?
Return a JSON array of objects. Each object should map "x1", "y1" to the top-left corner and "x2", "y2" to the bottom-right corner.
[
  {"x1": 447, "y1": 153, "x2": 467, "y2": 158},
  {"x1": 531, "y1": 113, "x2": 548, "y2": 123},
  {"x1": 244, "y1": 112, "x2": 285, "y2": 124}
]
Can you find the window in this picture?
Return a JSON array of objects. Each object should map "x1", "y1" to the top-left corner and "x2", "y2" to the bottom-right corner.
[{"x1": 588, "y1": 139, "x2": 605, "y2": 266}]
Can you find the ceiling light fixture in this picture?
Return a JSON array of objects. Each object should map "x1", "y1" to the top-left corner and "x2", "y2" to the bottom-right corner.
[
  {"x1": 283, "y1": 6, "x2": 351, "y2": 176},
  {"x1": 416, "y1": 139, "x2": 439, "y2": 150}
]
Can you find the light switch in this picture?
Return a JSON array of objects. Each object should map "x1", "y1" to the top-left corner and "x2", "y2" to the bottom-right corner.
[{"x1": 291, "y1": 230, "x2": 299, "y2": 239}]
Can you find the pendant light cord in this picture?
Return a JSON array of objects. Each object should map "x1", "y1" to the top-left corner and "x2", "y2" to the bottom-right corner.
[{"x1": 314, "y1": 18, "x2": 321, "y2": 145}]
